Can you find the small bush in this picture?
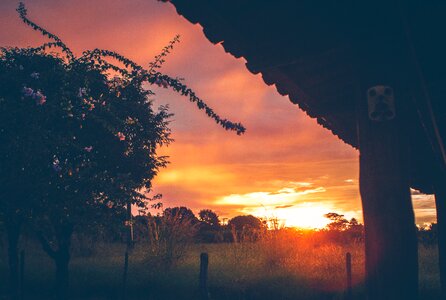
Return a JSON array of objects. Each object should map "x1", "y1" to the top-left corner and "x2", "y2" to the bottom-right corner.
[{"x1": 145, "y1": 212, "x2": 198, "y2": 269}]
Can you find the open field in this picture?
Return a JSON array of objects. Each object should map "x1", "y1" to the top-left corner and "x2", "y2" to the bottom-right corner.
[{"x1": 0, "y1": 239, "x2": 441, "y2": 300}]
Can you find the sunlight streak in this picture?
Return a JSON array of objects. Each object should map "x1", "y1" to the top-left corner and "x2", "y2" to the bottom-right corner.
[{"x1": 214, "y1": 184, "x2": 349, "y2": 229}]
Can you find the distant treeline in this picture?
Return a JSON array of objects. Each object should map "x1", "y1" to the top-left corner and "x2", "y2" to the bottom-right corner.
[
  {"x1": 65, "y1": 207, "x2": 437, "y2": 246},
  {"x1": 5, "y1": 206, "x2": 436, "y2": 248},
  {"x1": 65, "y1": 207, "x2": 370, "y2": 245}
]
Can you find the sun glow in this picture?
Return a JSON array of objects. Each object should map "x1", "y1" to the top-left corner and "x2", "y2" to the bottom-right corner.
[
  {"x1": 246, "y1": 203, "x2": 333, "y2": 229},
  {"x1": 271, "y1": 204, "x2": 332, "y2": 229},
  {"x1": 215, "y1": 183, "x2": 339, "y2": 229}
]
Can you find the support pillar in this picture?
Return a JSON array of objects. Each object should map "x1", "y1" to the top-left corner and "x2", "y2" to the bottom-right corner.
[{"x1": 358, "y1": 84, "x2": 418, "y2": 300}]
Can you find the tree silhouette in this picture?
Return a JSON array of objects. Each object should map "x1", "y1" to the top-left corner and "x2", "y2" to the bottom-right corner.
[
  {"x1": 164, "y1": 206, "x2": 198, "y2": 224},
  {"x1": 228, "y1": 215, "x2": 264, "y2": 242},
  {"x1": 0, "y1": 3, "x2": 245, "y2": 298},
  {"x1": 228, "y1": 215, "x2": 263, "y2": 231},
  {"x1": 198, "y1": 209, "x2": 220, "y2": 228},
  {"x1": 198, "y1": 209, "x2": 222, "y2": 243},
  {"x1": 0, "y1": 47, "x2": 171, "y2": 297},
  {"x1": 324, "y1": 213, "x2": 349, "y2": 231}
]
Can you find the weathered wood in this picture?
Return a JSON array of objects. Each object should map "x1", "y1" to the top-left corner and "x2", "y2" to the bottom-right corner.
[
  {"x1": 199, "y1": 252, "x2": 209, "y2": 300},
  {"x1": 345, "y1": 252, "x2": 352, "y2": 300},
  {"x1": 358, "y1": 83, "x2": 418, "y2": 300},
  {"x1": 435, "y1": 183, "x2": 446, "y2": 299}
]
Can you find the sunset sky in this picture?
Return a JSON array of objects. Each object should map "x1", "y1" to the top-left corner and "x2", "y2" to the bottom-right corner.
[{"x1": 0, "y1": 0, "x2": 437, "y2": 228}]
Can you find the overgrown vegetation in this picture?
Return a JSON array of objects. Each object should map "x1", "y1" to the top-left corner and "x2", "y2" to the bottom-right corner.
[{"x1": 0, "y1": 233, "x2": 440, "y2": 299}]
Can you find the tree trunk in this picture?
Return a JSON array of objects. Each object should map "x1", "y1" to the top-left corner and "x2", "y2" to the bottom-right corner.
[
  {"x1": 435, "y1": 184, "x2": 446, "y2": 299},
  {"x1": 358, "y1": 86, "x2": 418, "y2": 300},
  {"x1": 6, "y1": 219, "x2": 22, "y2": 300},
  {"x1": 54, "y1": 223, "x2": 73, "y2": 300},
  {"x1": 36, "y1": 222, "x2": 73, "y2": 299},
  {"x1": 55, "y1": 247, "x2": 70, "y2": 300}
]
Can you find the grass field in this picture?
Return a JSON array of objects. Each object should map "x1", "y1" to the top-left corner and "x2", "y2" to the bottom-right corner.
[{"x1": 0, "y1": 239, "x2": 441, "y2": 299}]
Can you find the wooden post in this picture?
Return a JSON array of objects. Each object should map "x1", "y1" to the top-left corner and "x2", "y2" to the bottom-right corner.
[
  {"x1": 199, "y1": 252, "x2": 209, "y2": 300},
  {"x1": 435, "y1": 184, "x2": 446, "y2": 299},
  {"x1": 346, "y1": 3, "x2": 423, "y2": 296},
  {"x1": 19, "y1": 250, "x2": 24, "y2": 300},
  {"x1": 345, "y1": 252, "x2": 352, "y2": 300},
  {"x1": 121, "y1": 251, "x2": 129, "y2": 300},
  {"x1": 358, "y1": 82, "x2": 418, "y2": 300}
]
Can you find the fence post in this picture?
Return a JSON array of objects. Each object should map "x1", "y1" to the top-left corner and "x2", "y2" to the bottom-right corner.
[
  {"x1": 19, "y1": 250, "x2": 25, "y2": 300},
  {"x1": 199, "y1": 252, "x2": 209, "y2": 300},
  {"x1": 346, "y1": 252, "x2": 352, "y2": 300},
  {"x1": 122, "y1": 250, "x2": 129, "y2": 300}
]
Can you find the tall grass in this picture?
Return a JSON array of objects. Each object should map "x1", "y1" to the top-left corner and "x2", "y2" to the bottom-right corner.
[{"x1": 0, "y1": 237, "x2": 441, "y2": 299}]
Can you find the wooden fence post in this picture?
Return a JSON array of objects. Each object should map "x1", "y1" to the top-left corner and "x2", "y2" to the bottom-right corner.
[
  {"x1": 346, "y1": 252, "x2": 352, "y2": 300},
  {"x1": 199, "y1": 252, "x2": 209, "y2": 300}
]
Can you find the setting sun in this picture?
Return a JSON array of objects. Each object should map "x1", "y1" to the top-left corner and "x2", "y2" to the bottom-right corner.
[
  {"x1": 213, "y1": 183, "x2": 350, "y2": 229},
  {"x1": 268, "y1": 204, "x2": 333, "y2": 229}
]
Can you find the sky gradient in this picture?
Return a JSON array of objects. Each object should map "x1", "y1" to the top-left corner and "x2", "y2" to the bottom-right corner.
[{"x1": 0, "y1": 0, "x2": 437, "y2": 227}]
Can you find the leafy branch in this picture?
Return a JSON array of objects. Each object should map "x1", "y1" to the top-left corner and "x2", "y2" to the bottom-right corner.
[
  {"x1": 83, "y1": 49, "x2": 246, "y2": 135},
  {"x1": 15, "y1": 2, "x2": 245, "y2": 135},
  {"x1": 16, "y1": 2, "x2": 74, "y2": 61},
  {"x1": 148, "y1": 34, "x2": 180, "y2": 73}
]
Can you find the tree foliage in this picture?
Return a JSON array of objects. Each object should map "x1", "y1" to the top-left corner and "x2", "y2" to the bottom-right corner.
[
  {"x1": 228, "y1": 215, "x2": 264, "y2": 242},
  {"x1": 0, "y1": 2, "x2": 246, "y2": 297},
  {"x1": 324, "y1": 213, "x2": 350, "y2": 231},
  {"x1": 197, "y1": 209, "x2": 222, "y2": 242},
  {"x1": 228, "y1": 215, "x2": 263, "y2": 231},
  {"x1": 324, "y1": 212, "x2": 363, "y2": 233},
  {"x1": 198, "y1": 209, "x2": 220, "y2": 228},
  {"x1": 164, "y1": 206, "x2": 198, "y2": 224}
]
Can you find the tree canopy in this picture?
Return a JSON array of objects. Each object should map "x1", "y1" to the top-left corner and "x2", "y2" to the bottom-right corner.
[
  {"x1": 198, "y1": 209, "x2": 220, "y2": 228},
  {"x1": 0, "y1": 2, "x2": 246, "y2": 297},
  {"x1": 228, "y1": 215, "x2": 263, "y2": 231}
]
